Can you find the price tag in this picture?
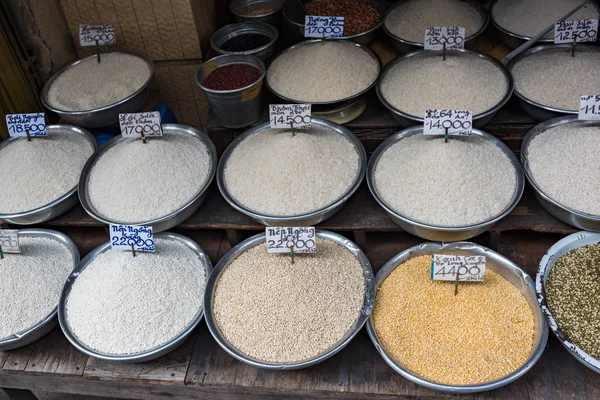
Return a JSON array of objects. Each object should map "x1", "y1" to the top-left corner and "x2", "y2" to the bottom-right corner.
[
  {"x1": 423, "y1": 109, "x2": 472, "y2": 135},
  {"x1": 0, "y1": 230, "x2": 20, "y2": 253},
  {"x1": 304, "y1": 16, "x2": 344, "y2": 38},
  {"x1": 555, "y1": 19, "x2": 598, "y2": 44},
  {"x1": 269, "y1": 104, "x2": 312, "y2": 129},
  {"x1": 579, "y1": 95, "x2": 600, "y2": 120},
  {"x1": 5, "y1": 113, "x2": 47, "y2": 137},
  {"x1": 79, "y1": 24, "x2": 116, "y2": 46},
  {"x1": 109, "y1": 224, "x2": 155, "y2": 252},
  {"x1": 431, "y1": 254, "x2": 486, "y2": 282},
  {"x1": 424, "y1": 26, "x2": 465, "y2": 50},
  {"x1": 265, "y1": 227, "x2": 316, "y2": 253},
  {"x1": 119, "y1": 112, "x2": 163, "y2": 138}
]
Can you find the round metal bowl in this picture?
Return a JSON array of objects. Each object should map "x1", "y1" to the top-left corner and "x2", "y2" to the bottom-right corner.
[
  {"x1": 41, "y1": 51, "x2": 154, "y2": 128},
  {"x1": 217, "y1": 118, "x2": 367, "y2": 226},
  {"x1": 367, "y1": 241, "x2": 548, "y2": 393},
  {"x1": 376, "y1": 49, "x2": 514, "y2": 128},
  {"x1": 521, "y1": 116, "x2": 600, "y2": 231},
  {"x1": 204, "y1": 230, "x2": 375, "y2": 370},
  {"x1": 229, "y1": 0, "x2": 285, "y2": 26},
  {"x1": 78, "y1": 124, "x2": 217, "y2": 232},
  {"x1": 211, "y1": 22, "x2": 278, "y2": 63},
  {"x1": 265, "y1": 39, "x2": 382, "y2": 107},
  {"x1": 382, "y1": 0, "x2": 489, "y2": 53},
  {"x1": 58, "y1": 232, "x2": 212, "y2": 363},
  {"x1": 0, "y1": 125, "x2": 98, "y2": 225},
  {"x1": 508, "y1": 44, "x2": 600, "y2": 121},
  {"x1": 537, "y1": 231, "x2": 600, "y2": 374},
  {"x1": 0, "y1": 229, "x2": 80, "y2": 351},
  {"x1": 367, "y1": 126, "x2": 525, "y2": 242}
]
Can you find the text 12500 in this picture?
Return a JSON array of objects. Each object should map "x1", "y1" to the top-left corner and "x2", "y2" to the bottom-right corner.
[
  {"x1": 265, "y1": 227, "x2": 316, "y2": 253},
  {"x1": 431, "y1": 254, "x2": 486, "y2": 281},
  {"x1": 269, "y1": 104, "x2": 311, "y2": 129},
  {"x1": 555, "y1": 19, "x2": 598, "y2": 44},
  {"x1": 109, "y1": 224, "x2": 155, "y2": 252},
  {"x1": 424, "y1": 26, "x2": 465, "y2": 50},
  {"x1": 304, "y1": 16, "x2": 344, "y2": 38},
  {"x1": 79, "y1": 24, "x2": 116, "y2": 46},
  {"x1": 5, "y1": 113, "x2": 46, "y2": 137},
  {"x1": 119, "y1": 111, "x2": 163, "y2": 138},
  {"x1": 423, "y1": 109, "x2": 472, "y2": 135}
]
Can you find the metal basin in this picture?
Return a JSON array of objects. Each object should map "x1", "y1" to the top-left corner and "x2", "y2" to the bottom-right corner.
[
  {"x1": 229, "y1": 0, "x2": 285, "y2": 26},
  {"x1": 367, "y1": 241, "x2": 548, "y2": 393},
  {"x1": 204, "y1": 230, "x2": 375, "y2": 369},
  {"x1": 376, "y1": 49, "x2": 514, "y2": 128},
  {"x1": 367, "y1": 126, "x2": 524, "y2": 242},
  {"x1": 41, "y1": 52, "x2": 154, "y2": 128},
  {"x1": 58, "y1": 232, "x2": 212, "y2": 362},
  {"x1": 217, "y1": 118, "x2": 367, "y2": 227},
  {"x1": 211, "y1": 22, "x2": 278, "y2": 63},
  {"x1": 0, "y1": 125, "x2": 97, "y2": 225},
  {"x1": 537, "y1": 231, "x2": 600, "y2": 374},
  {"x1": 0, "y1": 229, "x2": 80, "y2": 351},
  {"x1": 78, "y1": 124, "x2": 217, "y2": 232},
  {"x1": 521, "y1": 116, "x2": 600, "y2": 231}
]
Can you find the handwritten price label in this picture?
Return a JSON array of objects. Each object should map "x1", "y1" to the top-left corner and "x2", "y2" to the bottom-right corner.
[
  {"x1": 305, "y1": 16, "x2": 344, "y2": 38},
  {"x1": 555, "y1": 19, "x2": 598, "y2": 44},
  {"x1": 5, "y1": 113, "x2": 46, "y2": 138},
  {"x1": 265, "y1": 227, "x2": 316, "y2": 253},
  {"x1": 110, "y1": 224, "x2": 155, "y2": 252},
  {"x1": 79, "y1": 24, "x2": 116, "y2": 47},
  {"x1": 578, "y1": 95, "x2": 600, "y2": 120},
  {"x1": 269, "y1": 104, "x2": 311, "y2": 129},
  {"x1": 431, "y1": 254, "x2": 486, "y2": 281},
  {"x1": 423, "y1": 109, "x2": 472, "y2": 135},
  {"x1": 119, "y1": 112, "x2": 163, "y2": 138},
  {"x1": 0, "y1": 230, "x2": 20, "y2": 253},
  {"x1": 424, "y1": 26, "x2": 465, "y2": 50}
]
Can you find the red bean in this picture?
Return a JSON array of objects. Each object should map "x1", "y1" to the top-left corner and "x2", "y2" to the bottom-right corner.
[
  {"x1": 202, "y1": 64, "x2": 262, "y2": 90},
  {"x1": 306, "y1": 0, "x2": 380, "y2": 36}
]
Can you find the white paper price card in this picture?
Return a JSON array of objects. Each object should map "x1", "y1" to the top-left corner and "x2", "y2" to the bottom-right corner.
[
  {"x1": 265, "y1": 227, "x2": 316, "y2": 253},
  {"x1": 424, "y1": 26, "x2": 465, "y2": 50},
  {"x1": 304, "y1": 16, "x2": 344, "y2": 38},
  {"x1": 555, "y1": 19, "x2": 598, "y2": 44},
  {"x1": 5, "y1": 113, "x2": 46, "y2": 137},
  {"x1": 119, "y1": 111, "x2": 163, "y2": 138},
  {"x1": 0, "y1": 230, "x2": 20, "y2": 253},
  {"x1": 269, "y1": 104, "x2": 312, "y2": 129},
  {"x1": 423, "y1": 109, "x2": 472, "y2": 135},
  {"x1": 579, "y1": 95, "x2": 600, "y2": 120},
  {"x1": 79, "y1": 24, "x2": 116, "y2": 46},
  {"x1": 109, "y1": 224, "x2": 155, "y2": 252},
  {"x1": 431, "y1": 254, "x2": 486, "y2": 282}
]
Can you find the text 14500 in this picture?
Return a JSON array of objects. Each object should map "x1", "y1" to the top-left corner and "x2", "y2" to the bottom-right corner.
[{"x1": 269, "y1": 104, "x2": 311, "y2": 129}]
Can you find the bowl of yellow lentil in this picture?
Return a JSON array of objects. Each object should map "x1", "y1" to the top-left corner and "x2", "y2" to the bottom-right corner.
[
  {"x1": 537, "y1": 231, "x2": 600, "y2": 374},
  {"x1": 367, "y1": 241, "x2": 548, "y2": 393}
]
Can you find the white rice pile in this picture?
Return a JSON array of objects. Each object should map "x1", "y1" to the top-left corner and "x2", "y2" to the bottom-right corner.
[
  {"x1": 527, "y1": 124, "x2": 600, "y2": 216},
  {"x1": 381, "y1": 52, "x2": 508, "y2": 118},
  {"x1": 493, "y1": 0, "x2": 599, "y2": 38},
  {"x1": 511, "y1": 48, "x2": 600, "y2": 111},
  {"x1": 0, "y1": 236, "x2": 74, "y2": 340},
  {"x1": 374, "y1": 134, "x2": 517, "y2": 226},
  {"x1": 224, "y1": 127, "x2": 360, "y2": 216},
  {"x1": 47, "y1": 53, "x2": 151, "y2": 111},
  {"x1": 385, "y1": 0, "x2": 484, "y2": 43},
  {"x1": 87, "y1": 133, "x2": 211, "y2": 223},
  {"x1": 0, "y1": 130, "x2": 94, "y2": 214},
  {"x1": 65, "y1": 238, "x2": 208, "y2": 355},
  {"x1": 266, "y1": 41, "x2": 379, "y2": 102}
]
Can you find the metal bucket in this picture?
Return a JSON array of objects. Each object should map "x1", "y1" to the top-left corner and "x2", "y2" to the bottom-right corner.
[
  {"x1": 229, "y1": 0, "x2": 285, "y2": 27},
  {"x1": 211, "y1": 23, "x2": 278, "y2": 64},
  {"x1": 197, "y1": 55, "x2": 265, "y2": 129}
]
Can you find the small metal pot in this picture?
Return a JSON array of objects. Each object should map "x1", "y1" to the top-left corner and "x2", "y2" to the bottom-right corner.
[
  {"x1": 204, "y1": 230, "x2": 375, "y2": 370},
  {"x1": 521, "y1": 116, "x2": 600, "y2": 231},
  {"x1": 229, "y1": 0, "x2": 285, "y2": 26},
  {"x1": 382, "y1": 0, "x2": 489, "y2": 53},
  {"x1": 78, "y1": 124, "x2": 217, "y2": 232},
  {"x1": 367, "y1": 126, "x2": 524, "y2": 242},
  {"x1": 58, "y1": 232, "x2": 212, "y2": 362},
  {"x1": 376, "y1": 49, "x2": 514, "y2": 128},
  {"x1": 41, "y1": 52, "x2": 153, "y2": 128},
  {"x1": 211, "y1": 23, "x2": 278, "y2": 63},
  {"x1": 537, "y1": 231, "x2": 600, "y2": 374},
  {"x1": 0, "y1": 229, "x2": 80, "y2": 351},
  {"x1": 367, "y1": 241, "x2": 548, "y2": 393},
  {"x1": 197, "y1": 54, "x2": 266, "y2": 129},
  {"x1": 217, "y1": 119, "x2": 367, "y2": 227},
  {"x1": 0, "y1": 125, "x2": 97, "y2": 225}
]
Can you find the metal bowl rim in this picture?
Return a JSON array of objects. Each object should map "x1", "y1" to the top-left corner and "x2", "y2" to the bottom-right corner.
[
  {"x1": 57, "y1": 232, "x2": 213, "y2": 362},
  {"x1": 210, "y1": 23, "x2": 279, "y2": 56},
  {"x1": 197, "y1": 54, "x2": 267, "y2": 95},
  {"x1": 216, "y1": 118, "x2": 367, "y2": 223},
  {"x1": 204, "y1": 229, "x2": 375, "y2": 369},
  {"x1": 229, "y1": 0, "x2": 285, "y2": 18}
]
